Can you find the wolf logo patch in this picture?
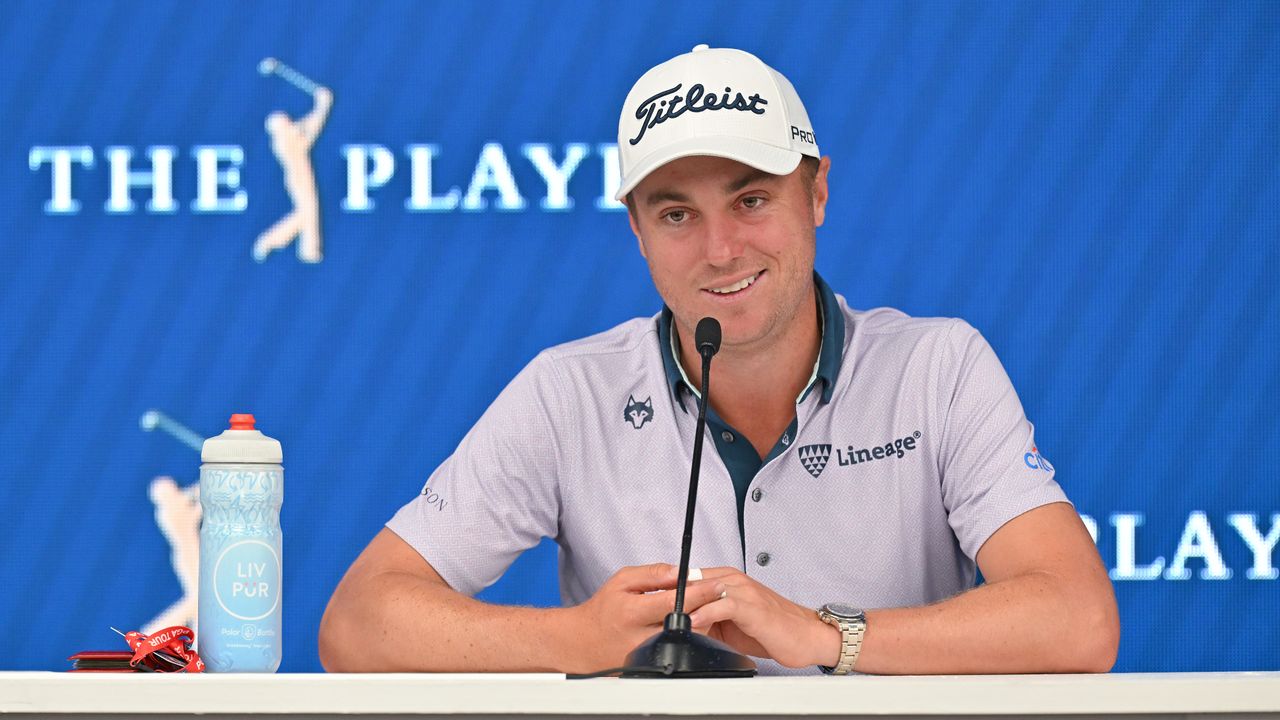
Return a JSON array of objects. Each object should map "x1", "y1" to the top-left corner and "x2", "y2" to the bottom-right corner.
[
  {"x1": 797, "y1": 444, "x2": 832, "y2": 478},
  {"x1": 624, "y1": 395, "x2": 654, "y2": 429}
]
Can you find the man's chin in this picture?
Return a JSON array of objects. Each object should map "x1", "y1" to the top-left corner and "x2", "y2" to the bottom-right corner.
[
  {"x1": 713, "y1": 316, "x2": 774, "y2": 352},
  {"x1": 673, "y1": 303, "x2": 772, "y2": 351}
]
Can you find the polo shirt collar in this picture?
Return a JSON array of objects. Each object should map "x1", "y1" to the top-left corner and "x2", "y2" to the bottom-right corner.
[{"x1": 657, "y1": 271, "x2": 845, "y2": 412}]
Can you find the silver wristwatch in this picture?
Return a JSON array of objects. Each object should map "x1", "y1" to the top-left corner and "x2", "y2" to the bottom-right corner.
[{"x1": 817, "y1": 603, "x2": 866, "y2": 675}]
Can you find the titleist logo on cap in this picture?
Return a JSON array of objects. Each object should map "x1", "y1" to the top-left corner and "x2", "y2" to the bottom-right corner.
[{"x1": 628, "y1": 83, "x2": 768, "y2": 146}]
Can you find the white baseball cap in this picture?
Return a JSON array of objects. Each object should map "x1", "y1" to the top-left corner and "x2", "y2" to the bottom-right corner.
[{"x1": 615, "y1": 44, "x2": 820, "y2": 201}]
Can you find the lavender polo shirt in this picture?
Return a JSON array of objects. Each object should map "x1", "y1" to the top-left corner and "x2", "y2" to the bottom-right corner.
[{"x1": 387, "y1": 287, "x2": 1068, "y2": 675}]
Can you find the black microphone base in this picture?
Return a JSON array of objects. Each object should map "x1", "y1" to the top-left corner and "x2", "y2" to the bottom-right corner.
[{"x1": 620, "y1": 614, "x2": 756, "y2": 678}]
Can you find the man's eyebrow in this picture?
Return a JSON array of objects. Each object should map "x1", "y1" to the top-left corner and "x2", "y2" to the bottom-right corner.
[
  {"x1": 725, "y1": 168, "x2": 777, "y2": 193},
  {"x1": 641, "y1": 169, "x2": 779, "y2": 207},
  {"x1": 643, "y1": 189, "x2": 690, "y2": 207}
]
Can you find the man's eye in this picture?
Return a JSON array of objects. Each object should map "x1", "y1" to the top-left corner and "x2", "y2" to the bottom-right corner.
[
  {"x1": 664, "y1": 209, "x2": 687, "y2": 223},
  {"x1": 741, "y1": 196, "x2": 765, "y2": 209}
]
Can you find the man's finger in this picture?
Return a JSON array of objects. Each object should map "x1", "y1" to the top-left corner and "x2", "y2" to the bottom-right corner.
[
  {"x1": 611, "y1": 563, "x2": 679, "y2": 592},
  {"x1": 689, "y1": 593, "x2": 736, "y2": 628},
  {"x1": 623, "y1": 576, "x2": 727, "y2": 624},
  {"x1": 697, "y1": 566, "x2": 743, "y2": 580},
  {"x1": 624, "y1": 592, "x2": 680, "y2": 625},
  {"x1": 629, "y1": 576, "x2": 718, "y2": 612},
  {"x1": 679, "y1": 579, "x2": 728, "y2": 612}
]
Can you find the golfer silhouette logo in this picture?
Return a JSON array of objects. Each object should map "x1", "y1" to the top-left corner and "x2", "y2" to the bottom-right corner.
[
  {"x1": 253, "y1": 58, "x2": 333, "y2": 264},
  {"x1": 139, "y1": 409, "x2": 206, "y2": 635}
]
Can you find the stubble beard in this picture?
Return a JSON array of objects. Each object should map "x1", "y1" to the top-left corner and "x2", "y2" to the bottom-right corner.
[
  {"x1": 658, "y1": 246, "x2": 816, "y2": 361},
  {"x1": 720, "y1": 256, "x2": 814, "y2": 358}
]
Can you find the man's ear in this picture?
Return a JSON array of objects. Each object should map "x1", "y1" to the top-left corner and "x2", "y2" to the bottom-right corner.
[{"x1": 812, "y1": 156, "x2": 832, "y2": 227}]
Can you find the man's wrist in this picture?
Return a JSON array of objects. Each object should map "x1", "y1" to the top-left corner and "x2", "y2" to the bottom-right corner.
[
  {"x1": 545, "y1": 605, "x2": 594, "y2": 674},
  {"x1": 813, "y1": 612, "x2": 843, "y2": 667},
  {"x1": 816, "y1": 604, "x2": 867, "y2": 674}
]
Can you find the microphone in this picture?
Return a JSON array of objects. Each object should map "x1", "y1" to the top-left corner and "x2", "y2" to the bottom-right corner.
[
  {"x1": 696, "y1": 316, "x2": 721, "y2": 357},
  {"x1": 621, "y1": 317, "x2": 756, "y2": 678}
]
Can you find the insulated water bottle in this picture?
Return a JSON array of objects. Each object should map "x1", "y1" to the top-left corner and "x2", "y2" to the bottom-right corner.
[{"x1": 198, "y1": 413, "x2": 283, "y2": 672}]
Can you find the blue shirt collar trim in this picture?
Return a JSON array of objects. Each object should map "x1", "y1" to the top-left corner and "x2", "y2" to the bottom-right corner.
[{"x1": 811, "y1": 272, "x2": 845, "y2": 404}]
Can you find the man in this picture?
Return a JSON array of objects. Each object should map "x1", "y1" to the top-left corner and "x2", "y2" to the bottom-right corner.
[{"x1": 319, "y1": 45, "x2": 1119, "y2": 675}]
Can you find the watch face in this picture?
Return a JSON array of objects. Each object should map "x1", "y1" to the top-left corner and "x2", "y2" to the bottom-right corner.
[{"x1": 824, "y1": 603, "x2": 864, "y2": 619}]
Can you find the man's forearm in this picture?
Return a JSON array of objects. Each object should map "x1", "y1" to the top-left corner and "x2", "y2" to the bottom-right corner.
[
  {"x1": 319, "y1": 569, "x2": 576, "y2": 673},
  {"x1": 853, "y1": 570, "x2": 1119, "y2": 674}
]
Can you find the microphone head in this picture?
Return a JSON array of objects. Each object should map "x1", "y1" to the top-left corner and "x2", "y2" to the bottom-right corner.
[{"x1": 695, "y1": 317, "x2": 722, "y2": 357}]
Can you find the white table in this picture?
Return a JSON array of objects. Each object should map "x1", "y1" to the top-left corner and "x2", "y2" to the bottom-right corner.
[{"x1": 1, "y1": 672, "x2": 1277, "y2": 719}]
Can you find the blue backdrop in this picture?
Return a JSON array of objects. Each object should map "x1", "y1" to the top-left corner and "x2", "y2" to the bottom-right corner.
[{"x1": 0, "y1": 0, "x2": 1276, "y2": 673}]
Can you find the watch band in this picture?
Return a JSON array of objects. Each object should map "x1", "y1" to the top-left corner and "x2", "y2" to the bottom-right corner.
[{"x1": 817, "y1": 605, "x2": 865, "y2": 675}]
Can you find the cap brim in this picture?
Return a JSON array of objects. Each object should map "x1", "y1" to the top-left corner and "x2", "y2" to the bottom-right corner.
[{"x1": 614, "y1": 136, "x2": 803, "y2": 201}]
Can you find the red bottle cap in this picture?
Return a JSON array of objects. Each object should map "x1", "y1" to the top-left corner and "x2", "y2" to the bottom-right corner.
[{"x1": 229, "y1": 413, "x2": 256, "y2": 430}]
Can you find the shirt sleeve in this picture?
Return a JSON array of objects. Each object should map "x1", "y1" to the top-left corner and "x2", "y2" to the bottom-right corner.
[
  {"x1": 385, "y1": 352, "x2": 566, "y2": 596},
  {"x1": 937, "y1": 320, "x2": 1069, "y2": 561}
]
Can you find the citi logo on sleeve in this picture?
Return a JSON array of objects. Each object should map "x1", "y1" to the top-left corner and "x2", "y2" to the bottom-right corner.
[
  {"x1": 1025, "y1": 446, "x2": 1055, "y2": 472},
  {"x1": 797, "y1": 431, "x2": 923, "y2": 478}
]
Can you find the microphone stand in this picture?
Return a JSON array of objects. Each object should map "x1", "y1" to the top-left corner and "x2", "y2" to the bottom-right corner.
[{"x1": 621, "y1": 318, "x2": 756, "y2": 678}]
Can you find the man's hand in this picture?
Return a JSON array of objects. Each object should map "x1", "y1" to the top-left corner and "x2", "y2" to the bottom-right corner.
[
  {"x1": 563, "y1": 563, "x2": 726, "y2": 673},
  {"x1": 321, "y1": 532, "x2": 738, "y2": 674},
  {"x1": 686, "y1": 568, "x2": 838, "y2": 668}
]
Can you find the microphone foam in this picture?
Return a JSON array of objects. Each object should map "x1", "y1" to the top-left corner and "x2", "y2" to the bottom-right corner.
[{"x1": 695, "y1": 317, "x2": 721, "y2": 357}]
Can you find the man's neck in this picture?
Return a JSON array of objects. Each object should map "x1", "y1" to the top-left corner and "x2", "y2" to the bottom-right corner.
[{"x1": 676, "y1": 288, "x2": 821, "y2": 452}]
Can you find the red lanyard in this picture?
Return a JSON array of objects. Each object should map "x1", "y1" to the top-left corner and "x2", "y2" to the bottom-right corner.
[{"x1": 123, "y1": 626, "x2": 205, "y2": 673}]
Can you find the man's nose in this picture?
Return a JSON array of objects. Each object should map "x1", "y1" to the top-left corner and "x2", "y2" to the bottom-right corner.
[{"x1": 702, "y1": 212, "x2": 746, "y2": 265}]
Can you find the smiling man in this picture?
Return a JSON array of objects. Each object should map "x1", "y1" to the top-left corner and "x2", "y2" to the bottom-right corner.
[{"x1": 320, "y1": 45, "x2": 1119, "y2": 676}]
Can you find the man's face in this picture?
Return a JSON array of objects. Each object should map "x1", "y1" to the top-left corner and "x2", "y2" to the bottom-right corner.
[{"x1": 628, "y1": 154, "x2": 830, "y2": 352}]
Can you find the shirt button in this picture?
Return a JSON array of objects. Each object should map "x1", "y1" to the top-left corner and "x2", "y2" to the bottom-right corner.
[
  {"x1": 721, "y1": 430, "x2": 735, "y2": 443},
  {"x1": 756, "y1": 552, "x2": 771, "y2": 567},
  {"x1": 751, "y1": 488, "x2": 763, "y2": 502}
]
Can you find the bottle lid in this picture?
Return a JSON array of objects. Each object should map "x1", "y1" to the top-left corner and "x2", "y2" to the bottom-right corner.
[{"x1": 201, "y1": 413, "x2": 283, "y2": 464}]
